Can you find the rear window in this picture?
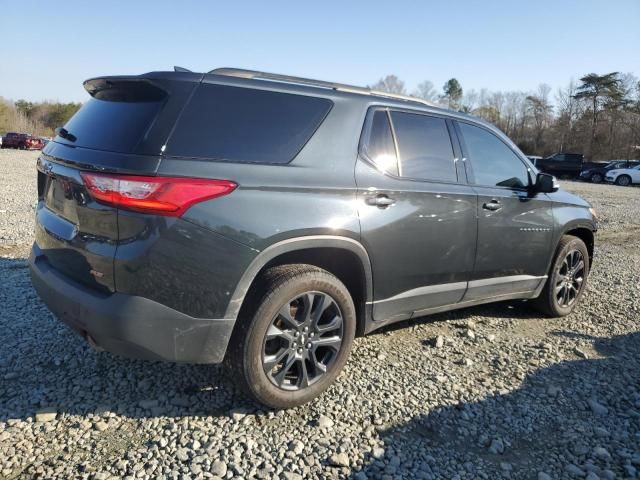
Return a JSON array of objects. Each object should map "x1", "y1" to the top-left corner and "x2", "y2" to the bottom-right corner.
[
  {"x1": 391, "y1": 111, "x2": 457, "y2": 182},
  {"x1": 56, "y1": 97, "x2": 163, "y2": 153},
  {"x1": 165, "y1": 83, "x2": 333, "y2": 163}
]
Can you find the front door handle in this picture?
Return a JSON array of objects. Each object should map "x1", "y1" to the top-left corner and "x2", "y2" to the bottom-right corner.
[
  {"x1": 482, "y1": 200, "x2": 502, "y2": 211},
  {"x1": 366, "y1": 195, "x2": 396, "y2": 208}
]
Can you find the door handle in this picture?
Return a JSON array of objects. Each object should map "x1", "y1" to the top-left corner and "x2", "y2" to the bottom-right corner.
[
  {"x1": 482, "y1": 200, "x2": 502, "y2": 211},
  {"x1": 366, "y1": 195, "x2": 396, "y2": 208}
]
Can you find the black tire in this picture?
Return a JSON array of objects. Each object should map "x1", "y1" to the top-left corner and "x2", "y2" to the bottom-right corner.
[
  {"x1": 590, "y1": 173, "x2": 603, "y2": 183},
  {"x1": 534, "y1": 235, "x2": 590, "y2": 317},
  {"x1": 227, "y1": 264, "x2": 356, "y2": 409},
  {"x1": 616, "y1": 175, "x2": 631, "y2": 187}
]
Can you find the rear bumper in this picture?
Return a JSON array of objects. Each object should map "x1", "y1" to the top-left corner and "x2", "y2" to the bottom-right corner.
[{"x1": 29, "y1": 245, "x2": 235, "y2": 364}]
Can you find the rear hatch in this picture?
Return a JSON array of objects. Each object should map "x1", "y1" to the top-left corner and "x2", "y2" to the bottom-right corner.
[{"x1": 34, "y1": 72, "x2": 200, "y2": 291}]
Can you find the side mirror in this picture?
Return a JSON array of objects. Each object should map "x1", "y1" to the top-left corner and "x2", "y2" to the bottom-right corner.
[{"x1": 534, "y1": 172, "x2": 558, "y2": 193}]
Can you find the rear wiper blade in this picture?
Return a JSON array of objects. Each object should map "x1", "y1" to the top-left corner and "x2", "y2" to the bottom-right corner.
[{"x1": 55, "y1": 127, "x2": 77, "y2": 143}]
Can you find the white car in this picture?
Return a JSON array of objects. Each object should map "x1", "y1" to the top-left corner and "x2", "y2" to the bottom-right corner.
[{"x1": 605, "y1": 164, "x2": 640, "y2": 186}]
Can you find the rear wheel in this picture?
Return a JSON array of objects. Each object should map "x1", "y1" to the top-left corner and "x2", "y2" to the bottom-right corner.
[
  {"x1": 590, "y1": 173, "x2": 603, "y2": 183},
  {"x1": 228, "y1": 264, "x2": 356, "y2": 409},
  {"x1": 616, "y1": 175, "x2": 631, "y2": 186},
  {"x1": 534, "y1": 235, "x2": 589, "y2": 317}
]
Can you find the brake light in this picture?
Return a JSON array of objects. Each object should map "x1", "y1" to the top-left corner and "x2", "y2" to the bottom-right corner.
[{"x1": 80, "y1": 173, "x2": 236, "y2": 216}]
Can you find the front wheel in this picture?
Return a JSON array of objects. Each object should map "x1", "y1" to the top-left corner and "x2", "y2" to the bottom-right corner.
[
  {"x1": 533, "y1": 235, "x2": 590, "y2": 317},
  {"x1": 616, "y1": 175, "x2": 631, "y2": 186},
  {"x1": 228, "y1": 264, "x2": 356, "y2": 409}
]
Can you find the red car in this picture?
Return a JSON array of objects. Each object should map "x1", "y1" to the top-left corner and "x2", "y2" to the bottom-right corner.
[{"x1": 1, "y1": 132, "x2": 44, "y2": 150}]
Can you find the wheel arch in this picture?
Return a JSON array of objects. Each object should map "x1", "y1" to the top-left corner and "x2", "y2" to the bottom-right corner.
[
  {"x1": 224, "y1": 236, "x2": 374, "y2": 336},
  {"x1": 564, "y1": 226, "x2": 594, "y2": 268}
]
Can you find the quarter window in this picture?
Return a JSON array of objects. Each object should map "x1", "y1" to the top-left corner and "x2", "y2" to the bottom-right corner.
[
  {"x1": 390, "y1": 112, "x2": 457, "y2": 182},
  {"x1": 459, "y1": 122, "x2": 529, "y2": 189},
  {"x1": 167, "y1": 83, "x2": 333, "y2": 163}
]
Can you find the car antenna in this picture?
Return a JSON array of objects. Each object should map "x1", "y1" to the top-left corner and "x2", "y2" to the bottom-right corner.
[{"x1": 173, "y1": 66, "x2": 192, "y2": 72}]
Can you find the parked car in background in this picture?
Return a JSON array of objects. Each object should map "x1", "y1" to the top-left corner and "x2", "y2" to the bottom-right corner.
[
  {"x1": 30, "y1": 67, "x2": 597, "y2": 408},
  {"x1": 1, "y1": 132, "x2": 44, "y2": 150},
  {"x1": 536, "y1": 152, "x2": 584, "y2": 178},
  {"x1": 580, "y1": 160, "x2": 640, "y2": 183},
  {"x1": 605, "y1": 164, "x2": 640, "y2": 186},
  {"x1": 527, "y1": 155, "x2": 542, "y2": 166}
]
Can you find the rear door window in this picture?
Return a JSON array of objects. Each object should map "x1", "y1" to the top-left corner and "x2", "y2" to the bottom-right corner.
[
  {"x1": 166, "y1": 83, "x2": 333, "y2": 163},
  {"x1": 390, "y1": 111, "x2": 457, "y2": 182},
  {"x1": 361, "y1": 110, "x2": 399, "y2": 176}
]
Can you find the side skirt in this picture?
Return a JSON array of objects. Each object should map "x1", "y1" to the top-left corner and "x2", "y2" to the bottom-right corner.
[{"x1": 364, "y1": 275, "x2": 547, "y2": 334}]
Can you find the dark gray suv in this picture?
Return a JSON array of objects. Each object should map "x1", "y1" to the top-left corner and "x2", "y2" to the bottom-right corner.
[{"x1": 30, "y1": 68, "x2": 597, "y2": 408}]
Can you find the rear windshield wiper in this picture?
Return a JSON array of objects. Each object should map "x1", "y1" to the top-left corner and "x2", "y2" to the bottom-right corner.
[{"x1": 55, "y1": 127, "x2": 77, "y2": 143}]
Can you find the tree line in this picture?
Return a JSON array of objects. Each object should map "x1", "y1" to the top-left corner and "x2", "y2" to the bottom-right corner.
[
  {"x1": 370, "y1": 72, "x2": 640, "y2": 161},
  {"x1": 0, "y1": 98, "x2": 82, "y2": 137}
]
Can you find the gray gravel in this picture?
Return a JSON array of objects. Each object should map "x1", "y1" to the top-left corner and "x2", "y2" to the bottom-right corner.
[{"x1": 1, "y1": 149, "x2": 639, "y2": 479}]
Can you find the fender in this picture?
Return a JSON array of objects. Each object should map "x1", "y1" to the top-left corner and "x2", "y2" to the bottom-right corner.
[{"x1": 223, "y1": 235, "x2": 374, "y2": 321}]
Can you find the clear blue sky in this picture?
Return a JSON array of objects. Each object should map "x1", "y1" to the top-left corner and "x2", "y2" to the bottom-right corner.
[{"x1": 1, "y1": 0, "x2": 638, "y2": 102}]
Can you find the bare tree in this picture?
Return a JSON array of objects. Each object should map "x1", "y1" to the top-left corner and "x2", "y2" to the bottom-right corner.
[
  {"x1": 526, "y1": 84, "x2": 553, "y2": 153},
  {"x1": 413, "y1": 80, "x2": 437, "y2": 102},
  {"x1": 369, "y1": 75, "x2": 406, "y2": 95},
  {"x1": 460, "y1": 89, "x2": 479, "y2": 113}
]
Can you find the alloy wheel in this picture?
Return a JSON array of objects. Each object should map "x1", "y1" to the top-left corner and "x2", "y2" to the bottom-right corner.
[
  {"x1": 262, "y1": 291, "x2": 343, "y2": 390},
  {"x1": 555, "y1": 249, "x2": 585, "y2": 308}
]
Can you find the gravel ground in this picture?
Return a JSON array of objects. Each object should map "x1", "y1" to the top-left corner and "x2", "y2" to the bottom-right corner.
[{"x1": 1, "y1": 148, "x2": 639, "y2": 480}]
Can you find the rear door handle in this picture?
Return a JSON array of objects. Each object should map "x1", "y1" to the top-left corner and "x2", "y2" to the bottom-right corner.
[
  {"x1": 366, "y1": 195, "x2": 396, "y2": 208},
  {"x1": 482, "y1": 200, "x2": 502, "y2": 211}
]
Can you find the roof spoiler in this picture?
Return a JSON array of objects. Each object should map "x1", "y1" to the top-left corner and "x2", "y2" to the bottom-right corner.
[{"x1": 83, "y1": 76, "x2": 168, "y2": 102}]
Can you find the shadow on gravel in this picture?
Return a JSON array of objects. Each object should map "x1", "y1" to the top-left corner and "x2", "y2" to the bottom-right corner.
[
  {"x1": 0, "y1": 257, "x2": 255, "y2": 423},
  {"x1": 347, "y1": 331, "x2": 640, "y2": 480},
  {"x1": 375, "y1": 298, "x2": 545, "y2": 337}
]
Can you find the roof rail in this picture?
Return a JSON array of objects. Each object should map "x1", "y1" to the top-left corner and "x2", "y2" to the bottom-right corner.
[{"x1": 208, "y1": 67, "x2": 438, "y2": 108}]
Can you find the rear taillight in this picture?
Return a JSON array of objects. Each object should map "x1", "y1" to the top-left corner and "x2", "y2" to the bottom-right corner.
[{"x1": 80, "y1": 173, "x2": 236, "y2": 216}]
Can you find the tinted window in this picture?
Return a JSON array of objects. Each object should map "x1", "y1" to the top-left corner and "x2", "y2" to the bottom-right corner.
[
  {"x1": 167, "y1": 83, "x2": 332, "y2": 163},
  {"x1": 363, "y1": 110, "x2": 398, "y2": 175},
  {"x1": 391, "y1": 112, "x2": 457, "y2": 182},
  {"x1": 459, "y1": 122, "x2": 529, "y2": 189},
  {"x1": 57, "y1": 97, "x2": 163, "y2": 153}
]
